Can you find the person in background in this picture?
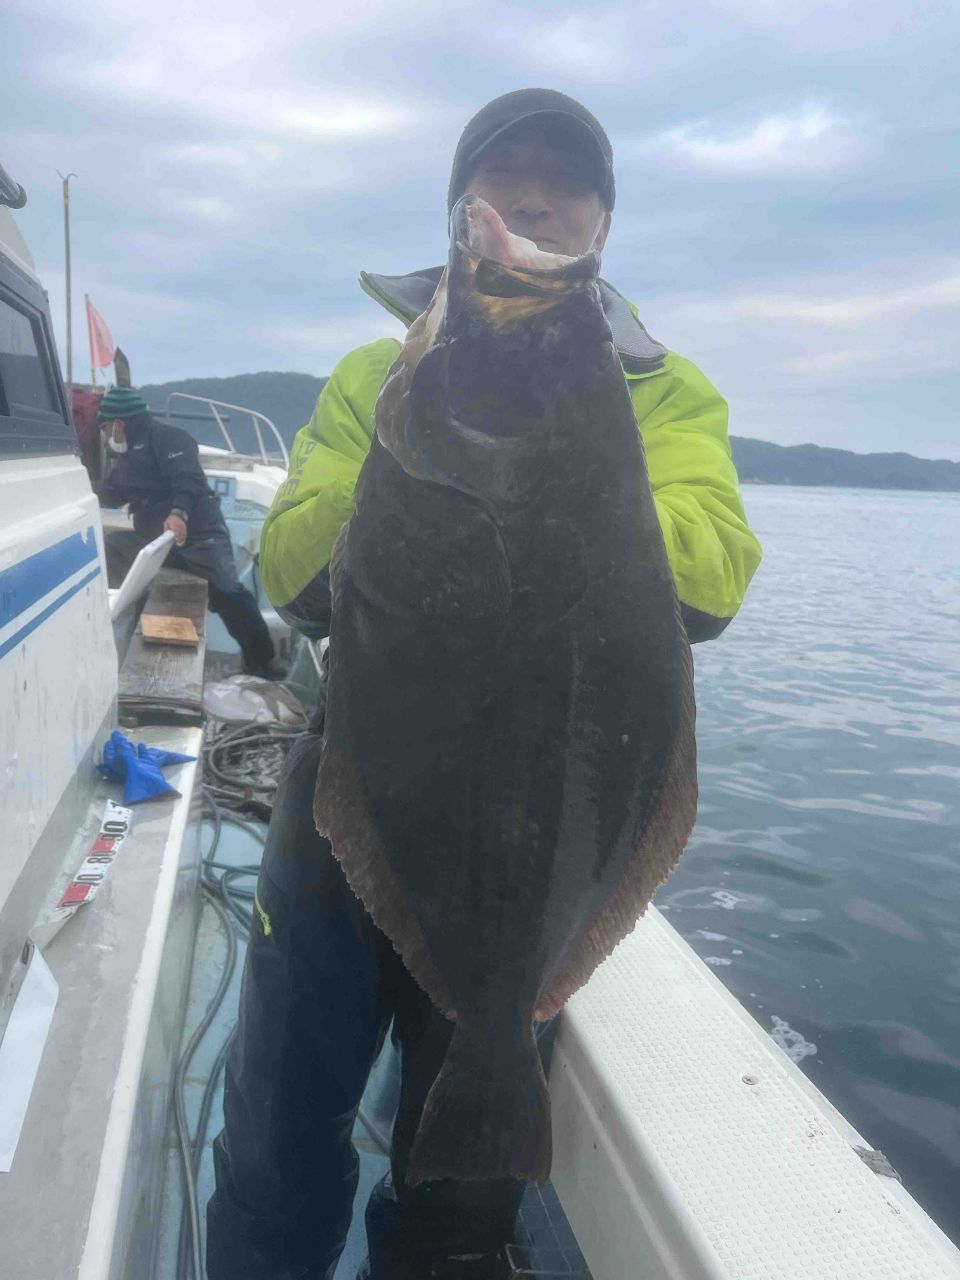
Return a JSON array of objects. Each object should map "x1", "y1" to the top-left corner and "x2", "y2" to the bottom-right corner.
[
  {"x1": 208, "y1": 88, "x2": 763, "y2": 1280},
  {"x1": 71, "y1": 386, "x2": 104, "y2": 484},
  {"x1": 95, "y1": 385, "x2": 282, "y2": 679}
]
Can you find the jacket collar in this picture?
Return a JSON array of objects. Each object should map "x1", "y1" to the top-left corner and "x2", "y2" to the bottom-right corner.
[
  {"x1": 122, "y1": 413, "x2": 151, "y2": 447},
  {"x1": 359, "y1": 266, "x2": 667, "y2": 375}
]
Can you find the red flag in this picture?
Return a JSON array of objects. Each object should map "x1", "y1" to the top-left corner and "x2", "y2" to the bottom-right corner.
[{"x1": 85, "y1": 295, "x2": 115, "y2": 370}]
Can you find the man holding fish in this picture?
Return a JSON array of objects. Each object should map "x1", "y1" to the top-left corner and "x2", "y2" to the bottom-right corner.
[{"x1": 208, "y1": 88, "x2": 762, "y2": 1280}]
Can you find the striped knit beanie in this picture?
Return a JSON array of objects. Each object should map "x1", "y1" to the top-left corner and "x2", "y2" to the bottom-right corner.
[{"x1": 97, "y1": 386, "x2": 149, "y2": 423}]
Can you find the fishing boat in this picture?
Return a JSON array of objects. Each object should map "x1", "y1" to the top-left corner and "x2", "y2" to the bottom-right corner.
[{"x1": 2, "y1": 165, "x2": 959, "y2": 1280}]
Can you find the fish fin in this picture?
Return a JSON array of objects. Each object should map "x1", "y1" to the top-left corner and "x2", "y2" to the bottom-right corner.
[
  {"x1": 407, "y1": 1024, "x2": 551, "y2": 1186},
  {"x1": 315, "y1": 744, "x2": 456, "y2": 1019},
  {"x1": 420, "y1": 509, "x2": 511, "y2": 618},
  {"x1": 345, "y1": 464, "x2": 511, "y2": 619},
  {"x1": 511, "y1": 518, "x2": 588, "y2": 627},
  {"x1": 376, "y1": 274, "x2": 448, "y2": 471},
  {"x1": 535, "y1": 634, "x2": 698, "y2": 1020}
]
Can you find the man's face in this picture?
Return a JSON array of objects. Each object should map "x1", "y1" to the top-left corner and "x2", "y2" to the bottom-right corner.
[
  {"x1": 464, "y1": 131, "x2": 611, "y2": 258},
  {"x1": 101, "y1": 418, "x2": 127, "y2": 449}
]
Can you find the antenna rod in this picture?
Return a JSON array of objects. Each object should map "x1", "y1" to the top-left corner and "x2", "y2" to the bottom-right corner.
[{"x1": 58, "y1": 172, "x2": 77, "y2": 412}]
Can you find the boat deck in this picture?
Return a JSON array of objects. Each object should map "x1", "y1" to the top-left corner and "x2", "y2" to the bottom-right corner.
[{"x1": 4, "y1": 705, "x2": 958, "y2": 1280}]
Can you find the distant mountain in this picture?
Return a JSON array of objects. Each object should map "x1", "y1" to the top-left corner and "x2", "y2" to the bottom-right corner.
[
  {"x1": 138, "y1": 371, "x2": 960, "y2": 492},
  {"x1": 731, "y1": 436, "x2": 960, "y2": 492},
  {"x1": 139, "y1": 372, "x2": 328, "y2": 452}
]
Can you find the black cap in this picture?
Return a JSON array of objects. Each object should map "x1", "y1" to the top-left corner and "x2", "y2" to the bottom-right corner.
[{"x1": 448, "y1": 88, "x2": 615, "y2": 214}]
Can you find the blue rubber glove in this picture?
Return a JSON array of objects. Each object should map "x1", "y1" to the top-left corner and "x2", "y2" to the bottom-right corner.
[
  {"x1": 98, "y1": 730, "x2": 180, "y2": 805},
  {"x1": 136, "y1": 743, "x2": 197, "y2": 768}
]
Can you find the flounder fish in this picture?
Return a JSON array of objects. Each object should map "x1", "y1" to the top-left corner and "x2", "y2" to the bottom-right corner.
[{"x1": 315, "y1": 195, "x2": 697, "y2": 1185}]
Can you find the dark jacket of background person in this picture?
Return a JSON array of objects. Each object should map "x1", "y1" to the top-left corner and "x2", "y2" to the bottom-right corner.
[{"x1": 96, "y1": 412, "x2": 226, "y2": 540}]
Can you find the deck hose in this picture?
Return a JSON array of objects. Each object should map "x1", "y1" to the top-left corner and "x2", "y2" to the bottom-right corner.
[
  {"x1": 173, "y1": 719, "x2": 293, "y2": 1280},
  {"x1": 174, "y1": 709, "x2": 396, "y2": 1278}
]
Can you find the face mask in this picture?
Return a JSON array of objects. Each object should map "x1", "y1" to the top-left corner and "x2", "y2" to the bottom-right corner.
[{"x1": 108, "y1": 438, "x2": 128, "y2": 454}]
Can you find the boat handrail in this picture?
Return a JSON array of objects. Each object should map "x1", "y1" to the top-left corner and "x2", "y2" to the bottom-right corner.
[
  {"x1": 0, "y1": 160, "x2": 28, "y2": 209},
  {"x1": 164, "y1": 393, "x2": 289, "y2": 469}
]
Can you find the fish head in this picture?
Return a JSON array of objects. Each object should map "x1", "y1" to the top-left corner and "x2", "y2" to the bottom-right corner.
[
  {"x1": 446, "y1": 194, "x2": 600, "y2": 332},
  {"x1": 376, "y1": 196, "x2": 609, "y2": 507},
  {"x1": 449, "y1": 192, "x2": 574, "y2": 272}
]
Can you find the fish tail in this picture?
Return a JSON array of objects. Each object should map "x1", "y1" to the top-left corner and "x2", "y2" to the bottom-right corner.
[{"x1": 406, "y1": 1023, "x2": 551, "y2": 1186}]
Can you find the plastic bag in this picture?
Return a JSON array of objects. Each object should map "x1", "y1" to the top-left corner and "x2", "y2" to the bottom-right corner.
[{"x1": 202, "y1": 674, "x2": 307, "y2": 725}]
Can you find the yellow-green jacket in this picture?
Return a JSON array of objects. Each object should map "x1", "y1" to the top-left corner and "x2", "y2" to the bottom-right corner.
[{"x1": 261, "y1": 267, "x2": 762, "y2": 643}]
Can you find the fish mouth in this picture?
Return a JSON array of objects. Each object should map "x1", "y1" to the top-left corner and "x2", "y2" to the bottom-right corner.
[
  {"x1": 375, "y1": 197, "x2": 604, "y2": 492},
  {"x1": 448, "y1": 196, "x2": 599, "y2": 324},
  {"x1": 451, "y1": 195, "x2": 576, "y2": 273}
]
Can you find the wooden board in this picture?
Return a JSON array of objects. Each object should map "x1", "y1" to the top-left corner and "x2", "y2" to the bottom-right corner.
[
  {"x1": 118, "y1": 568, "x2": 208, "y2": 727},
  {"x1": 141, "y1": 613, "x2": 199, "y2": 647}
]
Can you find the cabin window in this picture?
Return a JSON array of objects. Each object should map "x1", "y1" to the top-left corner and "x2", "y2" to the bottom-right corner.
[
  {"x1": 0, "y1": 295, "x2": 59, "y2": 420},
  {"x1": 0, "y1": 273, "x2": 74, "y2": 457}
]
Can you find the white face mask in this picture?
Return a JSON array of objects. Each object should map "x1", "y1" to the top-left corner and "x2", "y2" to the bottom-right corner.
[{"x1": 107, "y1": 438, "x2": 128, "y2": 454}]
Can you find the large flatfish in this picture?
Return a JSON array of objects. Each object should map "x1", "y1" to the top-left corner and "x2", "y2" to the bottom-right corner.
[{"x1": 315, "y1": 195, "x2": 697, "y2": 1185}]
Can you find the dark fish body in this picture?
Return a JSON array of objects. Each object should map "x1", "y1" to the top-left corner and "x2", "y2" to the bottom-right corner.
[{"x1": 315, "y1": 197, "x2": 697, "y2": 1185}]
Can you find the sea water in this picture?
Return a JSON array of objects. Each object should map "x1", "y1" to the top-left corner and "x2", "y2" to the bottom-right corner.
[{"x1": 656, "y1": 484, "x2": 960, "y2": 1243}]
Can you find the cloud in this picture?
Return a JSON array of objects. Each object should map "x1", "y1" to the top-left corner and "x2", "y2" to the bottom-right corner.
[
  {"x1": 674, "y1": 268, "x2": 960, "y2": 328},
  {"x1": 511, "y1": 13, "x2": 632, "y2": 80},
  {"x1": 246, "y1": 315, "x2": 407, "y2": 357},
  {"x1": 3, "y1": 0, "x2": 958, "y2": 459},
  {"x1": 644, "y1": 259, "x2": 960, "y2": 458},
  {"x1": 712, "y1": 0, "x2": 957, "y2": 61},
  {"x1": 53, "y1": 48, "x2": 424, "y2": 144},
  {"x1": 779, "y1": 346, "x2": 879, "y2": 374},
  {"x1": 656, "y1": 105, "x2": 865, "y2": 175},
  {"x1": 161, "y1": 142, "x2": 268, "y2": 171},
  {"x1": 171, "y1": 196, "x2": 239, "y2": 226}
]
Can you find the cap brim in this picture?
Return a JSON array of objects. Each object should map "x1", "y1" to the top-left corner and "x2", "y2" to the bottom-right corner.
[{"x1": 465, "y1": 109, "x2": 607, "y2": 176}]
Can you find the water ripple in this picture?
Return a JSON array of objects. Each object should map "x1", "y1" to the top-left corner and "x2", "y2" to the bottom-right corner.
[{"x1": 655, "y1": 486, "x2": 960, "y2": 1245}]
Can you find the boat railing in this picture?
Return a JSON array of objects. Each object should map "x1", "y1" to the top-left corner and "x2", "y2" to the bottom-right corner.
[{"x1": 164, "y1": 393, "x2": 289, "y2": 469}]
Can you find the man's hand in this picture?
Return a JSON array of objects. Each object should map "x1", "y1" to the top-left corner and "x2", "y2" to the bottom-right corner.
[{"x1": 164, "y1": 513, "x2": 188, "y2": 547}]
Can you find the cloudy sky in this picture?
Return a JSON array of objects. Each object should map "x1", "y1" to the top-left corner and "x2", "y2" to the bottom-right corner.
[{"x1": 3, "y1": 0, "x2": 958, "y2": 457}]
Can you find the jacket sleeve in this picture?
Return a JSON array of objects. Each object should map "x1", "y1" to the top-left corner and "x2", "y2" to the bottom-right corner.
[
  {"x1": 155, "y1": 428, "x2": 208, "y2": 521},
  {"x1": 260, "y1": 339, "x2": 761, "y2": 644},
  {"x1": 259, "y1": 339, "x2": 401, "y2": 637},
  {"x1": 633, "y1": 353, "x2": 762, "y2": 641},
  {"x1": 94, "y1": 467, "x2": 128, "y2": 508}
]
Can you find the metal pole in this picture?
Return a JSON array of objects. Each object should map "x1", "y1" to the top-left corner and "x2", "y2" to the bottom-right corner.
[
  {"x1": 88, "y1": 294, "x2": 95, "y2": 390},
  {"x1": 58, "y1": 172, "x2": 77, "y2": 412}
]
